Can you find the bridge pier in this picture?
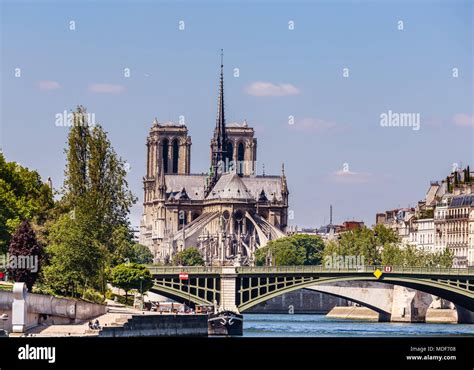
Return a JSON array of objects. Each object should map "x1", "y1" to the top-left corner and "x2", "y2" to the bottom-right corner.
[
  {"x1": 456, "y1": 306, "x2": 474, "y2": 324},
  {"x1": 390, "y1": 285, "x2": 433, "y2": 323},
  {"x1": 208, "y1": 267, "x2": 243, "y2": 336},
  {"x1": 219, "y1": 267, "x2": 239, "y2": 313}
]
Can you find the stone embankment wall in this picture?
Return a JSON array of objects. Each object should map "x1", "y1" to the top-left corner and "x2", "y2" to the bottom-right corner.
[
  {"x1": 98, "y1": 314, "x2": 208, "y2": 337},
  {"x1": 0, "y1": 291, "x2": 107, "y2": 331}
]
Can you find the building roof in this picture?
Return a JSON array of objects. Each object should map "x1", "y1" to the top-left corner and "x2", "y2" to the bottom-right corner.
[
  {"x1": 242, "y1": 176, "x2": 283, "y2": 202},
  {"x1": 164, "y1": 173, "x2": 284, "y2": 202},
  {"x1": 449, "y1": 194, "x2": 474, "y2": 208},
  {"x1": 165, "y1": 174, "x2": 206, "y2": 200},
  {"x1": 206, "y1": 172, "x2": 255, "y2": 201}
]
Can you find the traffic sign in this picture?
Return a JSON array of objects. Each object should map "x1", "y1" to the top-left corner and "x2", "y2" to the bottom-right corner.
[
  {"x1": 179, "y1": 272, "x2": 189, "y2": 280},
  {"x1": 383, "y1": 266, "x2": 393, "y2": 273}
]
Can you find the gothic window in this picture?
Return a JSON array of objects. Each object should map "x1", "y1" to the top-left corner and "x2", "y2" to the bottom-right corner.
[
  {"x1": 238, "y1": 142, "x2": 245, "y2": 161},
  {"x1": 227, "y1": 142, "x2": 233, "y2": 163},
  {"x1": 237, "y1": 142, "x2": 245, "y2": 174},
  {"x1": 162, "y1": 138, "x2": 169, "y2": 173},
  {"x1": 172, "y1": 139, "x2": 179, "y2": 174}
]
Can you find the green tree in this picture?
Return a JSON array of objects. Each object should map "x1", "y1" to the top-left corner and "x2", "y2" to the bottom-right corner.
[
  {"x1": 381, "y1": 243, "x2": 404, "y2": 266},
  {"x1": 172, "y1": 247, "x2": 204, "y2": 266},
  {"x1": 109, "y1": 226, "x2": 153, "y2": 265},
  {"x1": 255, "y1": 238, "x2": 306, "y2": 266},
  {"x1": 0, "y1": 153, "x2": 53, "y2": 253},
  {"x1": 7, "y1": 220, "x2": 44, "y2": 291},
  {"x1": 323, "y1": 225, "x2": 401, "y2": 266},
  {"x1": 42, "y1": 107, "x2": 137, "y2": 296},
  {"x1": 110, "y1": 263, "x2": 153, "y2": 299},
  {"x1": 62, "y1": 106, "x2": 136, "y2": 252},
  {"x1": 131, "y1": 244, "x2": 154, "y2": 265},
  {"x1": 42, "y1": 214, "x2": 104, "y2": 297},
  {"x1": 289, "y1": 234, "x2": 325, "y2": 265}
]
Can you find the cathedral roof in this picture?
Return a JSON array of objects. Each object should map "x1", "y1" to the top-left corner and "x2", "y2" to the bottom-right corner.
[
  {"x1": 206, "y1": 172, "x2": 254, "y2": 201},
  {"x1": 241, "y1": 176, "x2": 284, "y2": 202},
  {"x1": 163, "y1": 174, "x2": 284, "y2": 202},
  {"x1": 165, "y1": 174, "x2": 206, "y2": 200}
]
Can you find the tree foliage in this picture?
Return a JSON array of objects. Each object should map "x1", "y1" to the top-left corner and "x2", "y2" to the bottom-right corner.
[
  {"x1": 42, "y1": 214, "x2": 104, "y2": 297},
  {"x1": 7, "y1": 220, "x2": 44, "y2": 291},
  {"x1": 0, "y1": 153, "x2": 53, "y2": 253},
  {"x1": 172, "y1": 247, "x2": 205, "y2": 266},
  {"x1": 255, "y1": 234, "x2": 326, "y2": 266},
  {"x1": 109, "y1": 226, "x2": 153, "y2": 265},
  {"x1": 41, "y1": 106, "x2": 137, "y2": 296},
  {"x1": 322, "y1": 225, "x2": 401, "y2": 266},
  {"x1": 381, "y1": 244, "x2": 453, "y2": 268},
  {"x1": 323, "y1": 224, "x2": 454, "y2": 268},
  {"x1": 110, "y1": 263, "x2": 153, "y2": 298}
]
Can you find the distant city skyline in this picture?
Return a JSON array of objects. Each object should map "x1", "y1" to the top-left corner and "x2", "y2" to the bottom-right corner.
[{"x1": 1, "y1": 0, "x2": 472, "y2": 228}]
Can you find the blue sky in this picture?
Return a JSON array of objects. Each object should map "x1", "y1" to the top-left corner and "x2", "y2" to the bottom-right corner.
[{"x1": 1, "y1": 0, "x2": 473, "y2": 228}]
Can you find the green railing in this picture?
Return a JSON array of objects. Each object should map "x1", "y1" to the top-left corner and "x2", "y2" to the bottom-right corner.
[
  {"x1": 147, "y1": 265, "x2": 222, "y2": 274},
  {"x1": 147, "y1": 265, "x2": 474, "y2": 276},
  {"x1": 237, "y1": 265, "x2": 474, "y2": 275}
]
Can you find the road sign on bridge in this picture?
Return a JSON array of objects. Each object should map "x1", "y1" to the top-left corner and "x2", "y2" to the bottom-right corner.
[{"x1": 383, "y1": 266, "x2": 393, "y2": 273}]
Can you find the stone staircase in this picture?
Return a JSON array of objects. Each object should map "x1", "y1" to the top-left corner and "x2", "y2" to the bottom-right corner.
[{"x1": 84, "y1": 314, "x2": 133, "y2": 335}]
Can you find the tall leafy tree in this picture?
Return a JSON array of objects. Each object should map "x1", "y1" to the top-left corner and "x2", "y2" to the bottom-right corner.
[
  {"x1": 64, "y1": 106, "x2": 90, "y2": 203},
  {"x1": 42, "y1": 213, "x2": 104, "y2": 296},
  {"x1": 7, "y1": 220, "x2": 44, "y2": 291},
  {"x1": 255, "y1": 238, "x2": 306, "y2": 266},
  {"x1": 0, "y1": 153, "x2": 53, "y2": 253},
  {"x1": 172, "y1": 247, "x2": 205, "y2": 266},
  {"x1": 110, "y1": 263, "x2": 153, "y2": 300},
  {"x1": 43, "y1": 106, "x2": 137, "y2": 296},
  {"x1": 289, "y1": 234, "x2": 325, "y2": 265}
]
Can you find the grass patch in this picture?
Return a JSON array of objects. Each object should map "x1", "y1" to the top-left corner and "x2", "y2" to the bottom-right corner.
[{"x1": 0, "y1": 283, "x2": 13, "y2": 292}]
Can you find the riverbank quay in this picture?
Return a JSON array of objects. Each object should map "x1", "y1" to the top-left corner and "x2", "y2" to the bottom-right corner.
[{"x1": 327, "y1": 306, "x2": 460, "y2": 323}]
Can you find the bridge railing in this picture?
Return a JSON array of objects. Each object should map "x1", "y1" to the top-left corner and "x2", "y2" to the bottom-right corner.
[
  {"x1": 147, "y1": 265, "x2": 474, "y2": 276},
  {"x1": 235, "y1": 265, "x2": 474, "y2": 275},
  {"x1": 147, "y1": 265, "x2": 223, "y2": 274}
]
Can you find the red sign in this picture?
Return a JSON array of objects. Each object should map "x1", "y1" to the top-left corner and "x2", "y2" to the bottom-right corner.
[
  {"x1": 0, "y1": 272, "x2": 4, "y2": 279},
  {"x1": 383, "y1": 266, "x2": 393, "y2": 273},
  {"x1": 179, "y1": 272, "x2": 189, "y2": 280}
]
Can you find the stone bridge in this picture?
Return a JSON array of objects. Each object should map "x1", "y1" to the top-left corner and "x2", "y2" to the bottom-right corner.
[{"x1": 148, "y1": 265, "x2": 474, "y2": 323}]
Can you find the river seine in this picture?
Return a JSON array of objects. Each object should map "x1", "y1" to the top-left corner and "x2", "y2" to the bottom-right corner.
[{"x1": 243, "y1": 314, "x2": 474, "y2": 337}]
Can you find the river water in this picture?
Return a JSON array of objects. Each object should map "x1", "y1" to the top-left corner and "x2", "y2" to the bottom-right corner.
[{"x1": 243, "y1": 314, "x2": 474, "y2": 337}]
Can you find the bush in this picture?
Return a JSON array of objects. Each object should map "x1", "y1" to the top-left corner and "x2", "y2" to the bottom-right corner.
[
  {"x1": 82, "y1": 288, "x2": 105, "y2": 304},
  {"x1": 111, "y1": 293, "x2": 134, "y2": 306}
]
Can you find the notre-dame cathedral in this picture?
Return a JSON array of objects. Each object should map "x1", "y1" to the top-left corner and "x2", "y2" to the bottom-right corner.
[{"x1": 139, "y1": 57, "x2": 289, "y2": 265}]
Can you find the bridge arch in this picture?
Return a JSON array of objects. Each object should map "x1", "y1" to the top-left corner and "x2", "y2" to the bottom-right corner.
[
  {"x1": 236, "y1": 275, "x2": 473, "y2": 313},
  {"x1": 148, "y1": 266, "x2": 474, "y2": 319}
]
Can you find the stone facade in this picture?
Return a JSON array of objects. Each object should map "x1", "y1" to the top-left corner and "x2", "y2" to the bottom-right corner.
[{"x1": 140, "y1": 61, "x2": 288, "y2": 264}]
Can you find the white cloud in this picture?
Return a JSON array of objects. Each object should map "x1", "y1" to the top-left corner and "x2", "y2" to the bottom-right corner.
[
  {"x1": 453, "y1": 113, "x2": 474, "y2": 128},
  {"x1": 37, "y1": 80, "x2": 60, "y2": 91},
  {"x1": 245, "y1": 81, "x2": 299, "y2": 97},
  {"x1": 88, "y1": 83, "x2": 126, "y2": 94},
  {"x1": 330, "y1": 170, "x2": 372, "y2": 184}
]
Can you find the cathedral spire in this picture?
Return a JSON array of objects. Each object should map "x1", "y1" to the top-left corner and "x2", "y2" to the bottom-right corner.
[
  {"x1": 207, "y1": 49, "x2": 228, "y2": 196},
  {"x1": 214, "y1": 49, "x2": 227, "y2": 165}
]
